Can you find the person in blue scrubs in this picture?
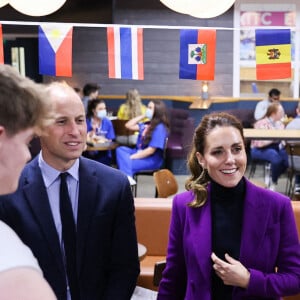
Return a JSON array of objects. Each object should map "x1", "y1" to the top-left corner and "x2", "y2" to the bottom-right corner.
[
  {"x1": 116, "y1": 100, "x2": 169, "y2": 185},
  {"x1": 84, "y1": 99, "x2": 115, "y2": 165}
]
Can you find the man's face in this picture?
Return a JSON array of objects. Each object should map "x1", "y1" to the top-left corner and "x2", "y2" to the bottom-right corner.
[
  {"x1": 270, "y1": 94, "x2": 280, "y2": 103},
  {"x1": 0, "y1": 127, "x2": 34, "y2": 194},
  {"x1": 40, "y1": 87, "x2": 87, "y2": 171}
]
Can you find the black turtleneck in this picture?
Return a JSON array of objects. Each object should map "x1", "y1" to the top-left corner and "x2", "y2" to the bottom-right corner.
[{"x1": 211, "y1": 178, "x2": 245, "y2": 300}]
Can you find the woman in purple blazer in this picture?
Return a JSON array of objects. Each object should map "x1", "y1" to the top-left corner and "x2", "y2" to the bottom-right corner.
[{"x1": 157, "y1": 112, "x2": 300, "y2": 300}]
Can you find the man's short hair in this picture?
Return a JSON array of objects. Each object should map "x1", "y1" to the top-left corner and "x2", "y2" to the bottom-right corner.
[
  {"x1": 0, "y1": 64, "x2": 52, "y2": 136},
  {"x1": 269, "y1": 88, "x2": 281, "y2": 98},
  {"x1": 83, "y1": 83, "x2": 101, "y2": 96}
]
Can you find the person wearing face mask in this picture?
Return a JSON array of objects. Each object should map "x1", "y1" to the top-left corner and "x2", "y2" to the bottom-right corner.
[
  {"x1": 116, "y1": 100, "x2": 169, "y2": 185},
  {"x1": 84, "y1": 98, "x2": 115, "y2": 165}
]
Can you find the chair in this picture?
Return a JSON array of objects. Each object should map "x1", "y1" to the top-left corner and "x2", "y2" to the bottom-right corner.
[
  {"x1": 248, "y1": 159, "x2": 271, "y2": 188},
  {"x1": 132, "y1": 137, "x2": 168, "y2": 197},
  {"x1": 111, "y1": 119, "x2": 136, "y2": 146},
  {"x1": 153, "y1": 260, "x2": 166, "y2": 287},
  {"x1": 285, "y1": 142, "x2": 300, "y2": 197},
  {"x1": 153, "y1": 169, "x2": 178, "y2": 198}
]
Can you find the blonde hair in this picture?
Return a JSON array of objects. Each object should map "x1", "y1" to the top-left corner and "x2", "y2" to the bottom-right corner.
[{"x1": 124, "y1": 89, "x2": 143, "y2": 119}]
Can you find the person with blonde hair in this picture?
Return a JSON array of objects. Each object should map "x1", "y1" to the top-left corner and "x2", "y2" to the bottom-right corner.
[
  {"x1": 117, "y1": 89, "x2": 148, "y2": 146},
  {"x1": 0, "y1": 64, "x2": 56, "y2": 299},
  {"x1": 117, "y1": 88, "x2": 147, "y2": 120}
]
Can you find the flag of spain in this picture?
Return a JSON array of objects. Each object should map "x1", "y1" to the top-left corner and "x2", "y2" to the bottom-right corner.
[{"x1": 255, "y1": 29, "x2": 291, "y2": 80}]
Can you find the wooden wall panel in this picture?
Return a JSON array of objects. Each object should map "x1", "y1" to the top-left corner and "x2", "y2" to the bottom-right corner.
[{"x1": 43, "y1": 0, "x2": 235, "y2": 98}]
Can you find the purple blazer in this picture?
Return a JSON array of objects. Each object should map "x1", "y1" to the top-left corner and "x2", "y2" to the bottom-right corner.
[{"x1": 157, "y1": 178, "x2": 300, "y2": 300}]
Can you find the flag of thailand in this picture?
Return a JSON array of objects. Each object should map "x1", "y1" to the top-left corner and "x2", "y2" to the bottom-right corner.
[
  {"x1": 39, "y1": 24, "x2": 73, "y2": 77},
  {"x1": 179, "y1": 29, "x2": 216, "y2": 80},
  {"x1": 107, "y1": 26, "x2": 144, "y2": 80}
]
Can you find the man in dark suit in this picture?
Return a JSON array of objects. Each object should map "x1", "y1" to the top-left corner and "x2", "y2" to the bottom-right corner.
[{"x1": 0, "y1": 82, "x2": 140, "y2": 300}]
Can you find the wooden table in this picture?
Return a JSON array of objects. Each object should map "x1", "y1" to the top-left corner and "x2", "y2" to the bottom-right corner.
[
  {"x1": 85, "y1": 141, "x2": 119, "y2": 151},
  {"x1": 243, "y1": 129, "x2": 300, "y2": 141}
]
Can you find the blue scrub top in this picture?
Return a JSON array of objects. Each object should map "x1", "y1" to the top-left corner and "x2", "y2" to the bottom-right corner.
[
  {"x1": 136, "y1": 123, "x2": 167, "y2": 151},
  {"x1": 86, "y1": 117, "x2": 116, "y2": 140}
]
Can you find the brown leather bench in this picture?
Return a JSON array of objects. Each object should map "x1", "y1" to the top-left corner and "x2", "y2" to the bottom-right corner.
[
  {"x1": 134, "y1": 197, "x2": 172, "y2": 291},
  {"x1": 134, "y1": 199, "x2": 300, "y2": 296}
]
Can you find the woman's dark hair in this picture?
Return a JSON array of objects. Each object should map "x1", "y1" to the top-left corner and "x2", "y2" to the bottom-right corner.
[
  {"x1": 86, "y1": 99, "x2": 105, "y2": 118},
  {"x1": 143, "y1": 100, "x2": 170, "y2": 145},
  {"x1": 186, "y1": 112, "x2": 245, "y2": 208}
]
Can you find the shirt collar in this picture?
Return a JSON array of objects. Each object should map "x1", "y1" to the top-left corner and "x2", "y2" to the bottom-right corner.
[{"x1": 38, "y1": 152, "x2": 79, "y2": 188}]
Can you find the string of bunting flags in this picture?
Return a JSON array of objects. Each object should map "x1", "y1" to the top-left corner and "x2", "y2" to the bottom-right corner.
[{"x1": 0, "y1": 21, "x2": 295, "y2": 81}]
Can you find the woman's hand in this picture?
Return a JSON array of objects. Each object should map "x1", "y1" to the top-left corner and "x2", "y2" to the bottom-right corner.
[{"x1": 211, "y1": 252, "x2": 250, "y2": 288}]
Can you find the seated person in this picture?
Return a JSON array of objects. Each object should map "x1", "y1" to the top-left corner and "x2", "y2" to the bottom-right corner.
[
  {"x1": 84, "y1": 99, "x2": 115, "y2": 166},
  {"x1": 285, "y1": 101, "x2": 300, "y2": 194},
  {"x1": 254, "y1": 88, "x2": 282, "y2": 120},
  {"x1": 82, "y1": 83, "x2": 101, "y2": 113},
  {"x1": 251, "y1": 102, "x2": 288, "y2": 191},
  {"x1": 116, "y1": 89, "x2": 147, "y2": 146},
  {"x1": 116, "y1": 100, "x2": 169, "y2": 185}
]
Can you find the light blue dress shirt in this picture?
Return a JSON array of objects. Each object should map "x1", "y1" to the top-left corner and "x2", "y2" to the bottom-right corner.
[{"x1": 38, "y1": 152, "x2": 79, "y2": 300}]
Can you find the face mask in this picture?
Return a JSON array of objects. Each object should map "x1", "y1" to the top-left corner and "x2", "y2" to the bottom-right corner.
[
  {"x1": 145, "y1": 108, "x2": 153, "y2": 120},
  {"x1": 97, "y1": 109, "x2": 107, "y2": 119}
]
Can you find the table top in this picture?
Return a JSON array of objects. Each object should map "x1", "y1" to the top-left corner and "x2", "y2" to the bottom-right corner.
[
  {"x1": 243, "y1": 128, "x2": 300, "y2": 141},
  {"x1": 85, "y1": 141, "x2": 119, "y2": 151}
]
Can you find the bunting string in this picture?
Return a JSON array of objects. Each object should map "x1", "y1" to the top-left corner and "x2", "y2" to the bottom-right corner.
[{"x1": 0, "y1": 20, "x2": 297, "y2": 31}]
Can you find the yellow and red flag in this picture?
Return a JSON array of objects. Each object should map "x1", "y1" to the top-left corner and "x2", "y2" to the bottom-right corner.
[{"x1": 255, "y1": 29, "x2": 291, "y2": 80}]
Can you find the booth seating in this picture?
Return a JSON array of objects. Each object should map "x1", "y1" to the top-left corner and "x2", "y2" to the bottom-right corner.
[
  {"x1": 166, "y1": 108, "x2": 195, "y2": 174},
  {"x1": 134, "y1": 198, "x2": 300, "y2": 297},
  {"x1": 134, "y1": 197, "x2": 172, "y2": 291}
]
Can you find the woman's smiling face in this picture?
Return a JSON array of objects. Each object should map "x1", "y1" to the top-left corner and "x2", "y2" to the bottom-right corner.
[{"x1": 196, "y1": 125, "x2": 247, "y2": 188}]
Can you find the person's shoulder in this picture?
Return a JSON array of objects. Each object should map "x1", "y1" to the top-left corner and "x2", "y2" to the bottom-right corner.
[
  {"x1": 0, "y1": 221, "x2": 41, "y2": 273},
  {"x1": 155, "y1": 122, "x2": 167, "y2": 131},
  {"x1": 173, "y1": 190, "x2": 194, "y2": 207},
  {"x1": 246, "y1": 179, "x2": 290, "y2": 208},
  {"x1": 286, "y1": 118, "x2": 300, "y2": 129},
  {"x1": 80, "y1": 157, "x2": 126, "y2": 179},
  {"x1": 103, "y1": 117, "x2": 113, "y2": 125}
]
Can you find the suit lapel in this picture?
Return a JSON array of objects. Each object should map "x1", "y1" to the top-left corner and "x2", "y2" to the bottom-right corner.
[
  {"x1": 76, "y1": 159, "x2": 99, "y2": 275},
  {"x1": 23, "y1": 160, "x2": 65, "y2": 274},
  {"x1": 190, "y1": 187, "x2": 212, "y2": 285},
  {"x1": 240, "y1": 180, "x2": 271, "y2": 267}
]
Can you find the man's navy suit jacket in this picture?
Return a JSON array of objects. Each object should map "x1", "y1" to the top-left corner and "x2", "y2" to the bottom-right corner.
[{"x1": 0, "y1": 156, "x2": 140, "y2": 300}]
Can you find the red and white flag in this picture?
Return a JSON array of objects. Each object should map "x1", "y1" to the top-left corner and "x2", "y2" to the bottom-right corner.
[{"x1": 107, "y1": 26, "x2": 144, "y2": 80}]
